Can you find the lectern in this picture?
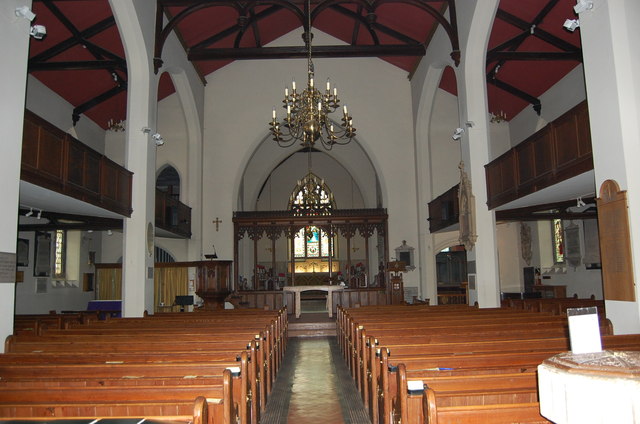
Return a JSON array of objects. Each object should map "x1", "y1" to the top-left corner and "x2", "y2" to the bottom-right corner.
[{"x1": 388, "y1": 261, "x2": 406, "y2": 304}]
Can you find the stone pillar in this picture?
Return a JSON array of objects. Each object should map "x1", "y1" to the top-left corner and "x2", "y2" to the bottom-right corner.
[
  {"x1": 456, "y1": 0, "x2": 500, "y2": 307},
  {"x1": 0, "y1": 0, "x2": 32, "y2": 351},
  {"x1": 110, "y1": 0, "x2": 158, "y2": 316},
  {"x1": 579, "y1": 0, "x2": 640, "y2": 333}
]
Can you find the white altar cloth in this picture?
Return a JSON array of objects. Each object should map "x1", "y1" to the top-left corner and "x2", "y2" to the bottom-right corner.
[{"x1": 283, "y1": 285, "x2": 344, "y2": 318}]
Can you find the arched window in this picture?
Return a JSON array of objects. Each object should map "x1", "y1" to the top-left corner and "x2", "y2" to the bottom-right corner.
[
  {"x1": 156, "y1": 165, "x2": 180, "y2": 200},
  {"x1": 289, "y1": 172, "x2": 336, "y2": 260},
  {"x1": 288, "y1": 172, "x2": 334, "y2": 216}
]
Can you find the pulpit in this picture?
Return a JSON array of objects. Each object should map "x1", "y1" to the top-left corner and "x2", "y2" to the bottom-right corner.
[
  {"x1": 389, "y1": 261, "x2": 406, "y2": 304},
  {"x1": 195, "y1": 260, "x2": 232, "y2": 310}
]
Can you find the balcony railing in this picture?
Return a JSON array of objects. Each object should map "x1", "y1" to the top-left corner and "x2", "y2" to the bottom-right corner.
[
  {"x1": 485, "y1": 101, "x2": 593, "y2": 210},
  {"x1": 155, "y1": 189, "x2": 192, "y2": 238},
  {"x1": 427, "y1": 184, "x2": 459, "y2": 232},
  {"x1": 22, "y1": 110, "x2": 132, "y2": 217}
]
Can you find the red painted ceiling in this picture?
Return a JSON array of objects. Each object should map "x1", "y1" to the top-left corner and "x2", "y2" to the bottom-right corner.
[{"x1": 27, "y1": 0, "x2": 582, "y2": 130}]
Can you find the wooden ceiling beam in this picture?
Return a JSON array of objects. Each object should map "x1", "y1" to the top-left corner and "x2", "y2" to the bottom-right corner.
[
  {"x1": 29, "y1": 17, "x2": 116, "y2": 64},
  {"x1": 72, "y1": 84, "x2": 127, "y2": 126},
  {"x1": 487, "y1": 51, "x2": 582, "y2": 62},
  {"x1": 189, "y1": 44, "x2": 426, "y2": 61},
  {"x1": 29, "y1": 60, "x2": 126, "y2": 71},
  {"x1": 496, "y1": 9, "x2": 579, "y2": 53},
  {"x1": 350, "y1": 5, "x2": 363, "y2": 46},
  {"x1": 495, "y1": 197, "x2": 597, "y2": 221},
  {"x1": 335, "y1": 4, "x2": 422, "y2": 45},
  {"x1": 190, "y1": 5, "x2": 282, "y2": 51},
  {"x1": 159, "y1": 0, "x2": 444, "y2": 5},
  {"x1": 487, "y1": 77, "x2": 541, "y2": 115}
]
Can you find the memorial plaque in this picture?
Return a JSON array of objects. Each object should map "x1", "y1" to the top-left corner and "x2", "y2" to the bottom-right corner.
[
  {"x1": 0, "y1": 252, "x2": 17, "y2": 283},
  {"x1": 596, "y1": 180, "x2": 636, "y2": 301}
]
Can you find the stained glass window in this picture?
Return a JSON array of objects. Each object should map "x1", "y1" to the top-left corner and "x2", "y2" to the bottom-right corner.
[
  {"x1": 290, "y1": 175, "x2": 336, "y2": 259},
  {"x1": 553, "y1": 219, "x2": 564, "y2": 264}
]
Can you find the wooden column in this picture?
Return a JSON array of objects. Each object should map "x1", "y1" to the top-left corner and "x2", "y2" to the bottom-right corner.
[
  {"x1": 341, "y1": 225, "x2": 356, "y2": 287},
  {"x1": 360, "y1": 224, "x2": 374, "y2": 288},
  {"x1": 248, "y1": 226, "x2": 263, "y2": 290},
  {"x1": 233, "y1": 224, "x2": 240, "y2": 291},
  {"x1": 327, "y1": 225, "x2": 333, "y2": 279},
  {"x1": 288, "y1": 225, "x2": 296, "y2": 286}
]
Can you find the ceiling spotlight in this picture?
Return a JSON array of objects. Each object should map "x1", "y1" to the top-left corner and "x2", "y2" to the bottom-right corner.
[
  {"x1": 36, "y1": 209, "x2": 42, "y2": 219},
  {"x1": 452, "y1": 127, "x2": 465, "y2": 141},
  {"x1": 25, "y1": 208, "x2": 33, "y2": 217},
  {"x1": 576, "y1": 197, "x2": 586, "y2": 208},
  {"x1": 564, "y1": 19, "x2": 580, "y2": 32},
  {"x1": 15, "y1": 6, "x2": 36, "y2": 21},
  {"x1": 152, "y1": 133, "x2": 164, "y2": 146},
  {"x1": 29, "y1": 24, "x2": 46, "y2": 40},
  {"x1": 574, "y1": 0, "x2": 593, "y2": 14}
]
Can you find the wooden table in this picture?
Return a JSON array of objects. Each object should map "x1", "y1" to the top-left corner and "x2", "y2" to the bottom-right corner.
[{"x1": 283, "y1": 285, "x2": 344, "y2": 319}]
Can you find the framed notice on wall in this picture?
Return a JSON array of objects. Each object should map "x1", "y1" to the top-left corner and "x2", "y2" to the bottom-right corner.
[{"x1": 34, "y1": 232, "x2": 51, "y2": 277}]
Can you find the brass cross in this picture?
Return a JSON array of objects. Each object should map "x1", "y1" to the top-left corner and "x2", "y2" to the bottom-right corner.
[{"x1": 213, "y1": 217, "x2": 222, "y2": 232}]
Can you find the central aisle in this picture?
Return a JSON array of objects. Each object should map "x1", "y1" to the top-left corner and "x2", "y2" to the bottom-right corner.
[{"x1": 261, "y1": 337, "x2": 371, "y2": 424}]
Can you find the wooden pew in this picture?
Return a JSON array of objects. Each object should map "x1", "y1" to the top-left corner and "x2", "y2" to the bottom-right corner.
[
  {"x1": 1, "y1": 308, "x2": 288, "y2": 424},
  {"x1": 0, "y1": 371, "x2": 234, "y2": 423},
  {"x1": 338, "y1": 304, "x2": 639, "y2": 424}
]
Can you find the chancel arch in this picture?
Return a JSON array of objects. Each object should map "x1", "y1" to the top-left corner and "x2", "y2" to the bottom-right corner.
[{"x1": 233, "y1": 132, "x2": 389, "y2": 300}]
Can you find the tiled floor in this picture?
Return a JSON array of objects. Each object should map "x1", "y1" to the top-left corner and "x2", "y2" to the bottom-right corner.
[{"x1": 261, "y1": 337, "x2": 371, "y2": 424}]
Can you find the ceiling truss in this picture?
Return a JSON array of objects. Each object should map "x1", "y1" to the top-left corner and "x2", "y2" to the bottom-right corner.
[
  {"x1": 26, "y1": 1, "x2": 582, "y2": 132},
  {"x1": 487, "y1": 0, "x2": 582, "y2": 116}
]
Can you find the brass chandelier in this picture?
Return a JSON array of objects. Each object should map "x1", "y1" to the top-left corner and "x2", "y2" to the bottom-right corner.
[{"x1": 269, "y1": 1, "x2": 356, "y2": 150}]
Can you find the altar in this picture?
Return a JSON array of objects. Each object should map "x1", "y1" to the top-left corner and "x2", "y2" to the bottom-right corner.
[{"x1": 283, "y1": 285, "x2": 344, "y2": 319}]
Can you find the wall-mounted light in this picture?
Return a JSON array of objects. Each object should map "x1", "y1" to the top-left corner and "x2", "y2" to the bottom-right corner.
[
  {"x1": 107, "y1": 229, "x2": 113, "y2": 236},
  {"x1": 563, "y1": 19, "x2": 580, "y2": 32},
  {"x1": 29, "y1": 24, "x2": 46, "y2": 40},
  {"x1": 15, "y1": 6, "x2": 36, "y2": 21},
  {"x1": 452, "y1": 127, "x2": 465, "y2": 141},
  {"x1": 152, "y1": 133, "x2": 164, "y2": 146},
  {"x1": 573, "y1": 0, "x2": 593, "y2": 14},
  {"x1": 24, "y1": 207, "x2": 33, "y2": 217},
  {"x1": 142, "y1": 127, "x2": 165, "y2": 146},
  {"x1": 36, "y1": 209, "x2": 42, "y2": 219},
  {"x1": 15, "y1": 6, "x2": 47, "y2": 40}
]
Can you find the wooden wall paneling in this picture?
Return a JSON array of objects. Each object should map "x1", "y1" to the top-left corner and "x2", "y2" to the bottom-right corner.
[
  {"x1": 38, "y1": 126, "x2": 65, "y2": 182},
  {"x1": 499, "y1": 150, "x2": 517, "y2": 197},
  {"x1": 552, "y1": 111, "x2": 579, "y2": 170},
  {"x1": 597, "y1": 180, "x2": 636, "y2": 301},
  {"x1": 21, "y1": 118, "x2": 39, "y2": 170},
  {"x1": 485, "y1": 101, "x2": 594, "y2": 209},
  {"x1": 532, "y1": 126, "x2": 554, "y2": 184},
  {"x1": 85, "y1": 150, "x2": 102, "y2": 195},
  {"x1": 66, "y1": 139, "x2": 86, "y2": 188},
  {"x1": 576, "y1": 102, "x2": 592, "y2": 157},
  {"x1": 100, "y1": 161, "x2": 118, "y2": 203},
  {"x1": 515, "y1": 141, "x2": 535, "y2": 193},
  {"x1": 427, "y1": 184, "x2": 459, "y2": 232}
]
